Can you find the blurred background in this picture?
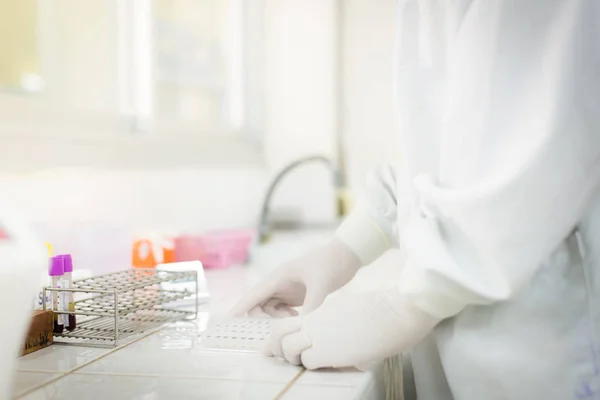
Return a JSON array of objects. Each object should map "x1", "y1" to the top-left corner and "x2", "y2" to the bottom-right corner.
[{"x1": 0, "y1": 0, "x2": 398, "y2": 270}]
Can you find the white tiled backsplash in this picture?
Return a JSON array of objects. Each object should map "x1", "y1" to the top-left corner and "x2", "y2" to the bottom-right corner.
[
  {"x1": 0, "y1": 168, "x2": 265, "y2": 232},
  {"x1": 0, "y1": 164, "x2": 337, "y2": 273}
]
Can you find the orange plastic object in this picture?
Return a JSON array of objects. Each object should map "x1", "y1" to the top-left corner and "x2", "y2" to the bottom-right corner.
[
  {"x1": 132, "y1": 239, "x2": 157, "y2": 269},
  {"x1": 162, "y1": 246, "x2": 175, "y2": 264}
]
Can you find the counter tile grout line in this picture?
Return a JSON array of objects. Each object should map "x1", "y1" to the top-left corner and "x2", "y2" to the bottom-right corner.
[
  {"x1": 11, "y1": 373, "x2": 67, "y2": 400},
  {"x1": 13, "y1": 329, "x2": 161, "y2": 399},
  {"x1": 57, "y1": 370, "x2": 303, "y2": 384},
  {"x1": 273, "y1": 368, "x2": 306, "y2": 400},
  {"x1": 15, "y1": 369, "x2": 67, "y2": 374},
  {"x1": 19, "y1": 367, "x2": 359, "y2": 387},
  {"x1": 70, "y1": 372, "x2": 296, "y2": 387}
]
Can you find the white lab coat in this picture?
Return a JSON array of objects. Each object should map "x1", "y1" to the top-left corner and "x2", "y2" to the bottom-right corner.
[{"x1": 336, "y1": 0, "x2": 600, "y2": 398}]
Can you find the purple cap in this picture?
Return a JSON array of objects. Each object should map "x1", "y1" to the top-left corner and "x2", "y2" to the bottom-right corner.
[
  {"x1": 60, "y1": 254, "x2": 73, "y2": 273},
  {"x1": 49, "y1": 256, "x2": 64, "y2": 276}
]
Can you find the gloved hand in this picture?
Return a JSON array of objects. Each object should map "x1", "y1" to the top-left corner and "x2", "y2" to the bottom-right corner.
[
  {"x1": 230, "y1": 238, "x2": 362, "y2": 318},
  {"x1": 263, "y1": 252, "x2": 440, "y2": 369}
]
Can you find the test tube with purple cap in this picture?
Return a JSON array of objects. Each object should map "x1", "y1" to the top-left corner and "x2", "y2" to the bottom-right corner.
[
  {"x1": 61, "y1": 254, "x2": 76, "y2": 331},
  {"x1": 48, "y1": 256, "x2": 64, "y2": 334}
]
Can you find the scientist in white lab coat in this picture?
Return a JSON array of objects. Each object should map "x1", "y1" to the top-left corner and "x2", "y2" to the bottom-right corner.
[{"x1": 232, "y1": 1, "x2": 600, "y2": 398}]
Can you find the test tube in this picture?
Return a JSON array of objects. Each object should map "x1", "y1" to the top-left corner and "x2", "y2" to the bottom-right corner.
[
  {"x1": 48, "y1": 256, "x2": 64, "y2": 334},
  {"x1": 61, "y1": 254, "x2": 76, "y2": 331}
]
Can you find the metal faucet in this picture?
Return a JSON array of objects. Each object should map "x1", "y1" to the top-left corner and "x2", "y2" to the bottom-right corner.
[{"x1": 257, "y1": 155, "x2": 347, "y2": 244}]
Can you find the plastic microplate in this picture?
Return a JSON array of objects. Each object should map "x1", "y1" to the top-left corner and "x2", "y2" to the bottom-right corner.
[{"x1": 199, "y1": 318, "x2": 271, "y2": 352}]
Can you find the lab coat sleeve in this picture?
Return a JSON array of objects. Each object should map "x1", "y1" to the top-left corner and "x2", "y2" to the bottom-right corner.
[
  {"x1": 335, "y1": 164, "x2": 405, "y2": 265},
  {"x1": 399, "y1": 0, "x2": 600, "y2": 319}
]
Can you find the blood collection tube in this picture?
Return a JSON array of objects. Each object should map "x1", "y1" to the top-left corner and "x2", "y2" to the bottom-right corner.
[
  {"x1": 49, "y1": 256, "x2": 64, "y2": 334},
  {"x1": 61, "y1": 254, "x2": 76, "y2": 331}
]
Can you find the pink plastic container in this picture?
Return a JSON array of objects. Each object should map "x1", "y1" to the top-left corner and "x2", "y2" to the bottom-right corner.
[{"x1": 174, "y1": 229, "x2": 255, "y2": 269}]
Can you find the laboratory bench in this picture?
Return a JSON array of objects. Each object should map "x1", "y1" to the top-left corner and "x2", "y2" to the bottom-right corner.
[{"x1": 12, "y1": 231, "x2": 387, "y2": 400}]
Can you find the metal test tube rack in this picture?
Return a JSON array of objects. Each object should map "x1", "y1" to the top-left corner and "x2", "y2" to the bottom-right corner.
[{"x1": 43, "y1": 269, "x2": 199, "y2": 347}]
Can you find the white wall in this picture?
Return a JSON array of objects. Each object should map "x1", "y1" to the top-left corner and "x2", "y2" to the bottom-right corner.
[
  {"x1": 263, "y1": 0, "x2": 337, "y2": 169},
  {"x1": 0, "y1": 168, "x2": 264, "y2": 232},
  {"x1": 260, "y1": 0, "x2": 338, "y2": 226},
  {"x1": 342, "y1": 0, "x2": 398, "y2": 194},
  {"x1": 260, "y1": 0, "x2": 400, "y2": 224}
]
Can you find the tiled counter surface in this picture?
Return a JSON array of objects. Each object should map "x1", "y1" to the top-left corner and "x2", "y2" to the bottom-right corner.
[
  {"x1": 13, "y1": 232, "x2": 386, "y2": 399},
  {"x1": 14, "y1": 326, "x2": 383, "y2": 399}
]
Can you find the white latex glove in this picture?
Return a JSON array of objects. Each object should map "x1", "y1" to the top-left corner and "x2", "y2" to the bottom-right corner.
[
  {"x1": 264, "y1": 253, "x2": 440, "y2": 369},
  {"x1": 230, "y1": 238, "x2": 362, "y2": 317}
]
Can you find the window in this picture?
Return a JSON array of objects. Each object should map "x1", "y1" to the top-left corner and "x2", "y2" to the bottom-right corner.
[
  {"x1": 0, "y1": 0, "x2": 264, "y2": 138},
  {"x1": 152, "y1": 0, "x2": 246, "y2": 133},
  {"x1": 0, "y1": 0, "x2": 42, "y2": 93}
]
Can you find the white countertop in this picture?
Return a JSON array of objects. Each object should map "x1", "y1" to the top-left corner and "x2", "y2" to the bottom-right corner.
[{"x1": 12, "y1": 231, "x2": 386, "y2": 400}]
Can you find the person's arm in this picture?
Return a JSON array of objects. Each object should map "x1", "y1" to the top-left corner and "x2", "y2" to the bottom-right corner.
[
  {"x1": 336, "y1": 162, "x2": 413, "y2": 265},
  {"x1": 398, "y1": 0, "x2": 600, "y2": 319}
]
